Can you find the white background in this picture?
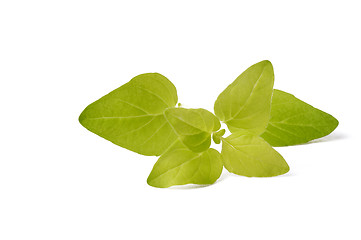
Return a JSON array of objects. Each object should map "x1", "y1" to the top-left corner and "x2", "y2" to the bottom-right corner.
[{"x1": 1, "y1": 1, "x2": 360, "y2": 239}]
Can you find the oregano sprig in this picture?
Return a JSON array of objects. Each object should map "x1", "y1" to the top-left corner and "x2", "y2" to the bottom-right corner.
[{"x1": 79, "y1": 61, "x2": 338, "y2": 188}]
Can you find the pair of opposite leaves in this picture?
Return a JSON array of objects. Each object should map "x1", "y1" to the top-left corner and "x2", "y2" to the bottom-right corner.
[{"x1": 79, "y1": 61, "x2": 338, "y2": 188}]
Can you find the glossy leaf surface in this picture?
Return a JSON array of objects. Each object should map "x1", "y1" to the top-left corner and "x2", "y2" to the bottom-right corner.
[
  {"x1": 261, "y1": 89, "x2": 339, "y2": 146},
  {"x1": 147, "y1": 145, "x2": 223, "y2": 188},
  {"x1": 221, "y1": 132, "x2": 289, "y2": 177},
  {"x1": 214, "y1": 60, "x2": 274, "y2": 135},
  {"x1": 165, "y1": 108, "x2": 221, "y2": 152},
  {"x1": 79, "y1": 73, "x2": 178, "y2": 156}
]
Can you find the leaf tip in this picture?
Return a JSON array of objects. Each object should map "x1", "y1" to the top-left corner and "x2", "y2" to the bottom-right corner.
[
  {"x1": 332, "y1": 115, "x2": 339, "y2": 128},
  {"x1": 283, "y1": 163, "x2": 290, "y2": 175},
  {"x1": 146, "y1": 176, "x2": 167, "y2": 188},
  {"x1": 258, "y1": 60, "x2": 274, "y2": 75},
  {"x1": 261, "y1": 59, "x2": 272, "y2": 64},
  {"x1": 78, "y1": 109, "x2": 87, "y2": 126},
  {"x1": 146, "y1": 177, "x2": 154, "y2": 187}
]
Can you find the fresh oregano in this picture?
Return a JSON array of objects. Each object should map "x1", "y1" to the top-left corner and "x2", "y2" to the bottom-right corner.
[{"x1": 79, "y1": 61, "x2": 338, "y2": 188}]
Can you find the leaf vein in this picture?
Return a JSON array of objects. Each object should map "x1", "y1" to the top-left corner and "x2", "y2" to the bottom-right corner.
[
  {"x1": 133, "y1": 85, "x2": 170, "y2": 108},
  {"x1": 227, "y1": 67, "x2": 265, "y2": 121}
]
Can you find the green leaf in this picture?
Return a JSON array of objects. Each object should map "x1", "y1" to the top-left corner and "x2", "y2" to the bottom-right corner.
[
  {"x1": 79, "y1": 73, "x2": 179, "y2": 156},
  {"x1": 212, "y1": 129, "x2": 226, "y2": 144},
  {"x1": 164, "y1": 108, "x2": 221, "y2": 152},
  {"x1": 214, "y1": 60, "x2": 275, "y2": 135},
  {"x1": 221, "y1": 132, "x2": 289, "y2": 177},
  {"x1": 261, "y1": 89, "x2": 339, "y2": 146},
  {"x1": 147, "y1": 145, "x2": 223, "y2": 188}
]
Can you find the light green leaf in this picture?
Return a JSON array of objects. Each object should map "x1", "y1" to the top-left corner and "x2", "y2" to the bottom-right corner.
[
  {"x1": 79, "y1": 73, "x2": 178, "y2": 156},
  {"x1": 221, "y1": 132, "x2": 289, "y2": 177},
  {"x1": 212, "y1": 129, "x2": 226, "y2": 144},
  {"x1": 164, "y1": 108, "x2": 221, "y2": 152},
  {"x1": 147, "y1": 145, "x2": 223, "y2": 188},
  {"x1": 261, "y1": 89, "x2": 339, "y2": 146},
  {"x1": 214, "y1": 60, "x2": 274, "y2": 135}
]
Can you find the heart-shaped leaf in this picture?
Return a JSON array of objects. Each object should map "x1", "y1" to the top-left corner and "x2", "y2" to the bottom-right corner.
[
  {"x1": 221, "y1": 132, "x2": 289, "y2": 177},
  {"x1": 79, "y1": 73, "x2": 178, "y2": 156},
  {"x1": 214, "y1": 60, "x2": 274, "y2": 135},
  {"x1": 261, "y1": 89, "x2": 339, "y2": 146},
  {"x1": 147, "y1": 144, "x2": 223, "y2": 188}
]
